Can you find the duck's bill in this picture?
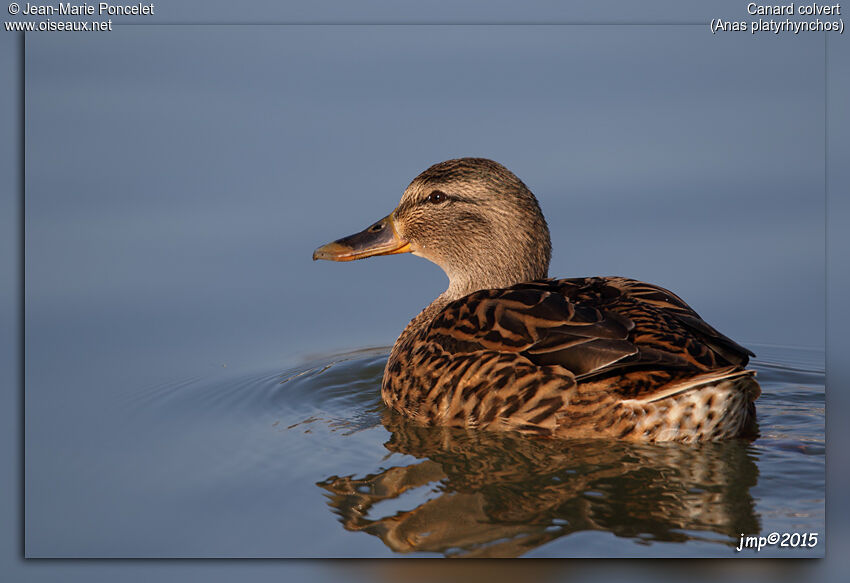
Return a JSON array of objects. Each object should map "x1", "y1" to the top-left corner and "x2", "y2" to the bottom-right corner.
[{"x1": 312, "y1": 213, "x2": 412, "y2": 262}]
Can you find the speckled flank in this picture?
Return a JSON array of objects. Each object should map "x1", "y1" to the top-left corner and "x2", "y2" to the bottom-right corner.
[
  {"x1": 601, "y1": 375, "x2": 759, "y2": 442},
  {"x1": 383, "y1": 277, "x2": 760, "y2": 442}
]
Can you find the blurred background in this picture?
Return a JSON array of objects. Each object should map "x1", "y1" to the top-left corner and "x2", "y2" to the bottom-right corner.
[{"x1": 25, "y1": 25, "x2": 824, "y2": 384}]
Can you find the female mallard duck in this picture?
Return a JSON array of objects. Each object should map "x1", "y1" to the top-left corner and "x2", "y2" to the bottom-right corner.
[{"x1": 313, "y1": 158, "x2": 759, "y2": 442}]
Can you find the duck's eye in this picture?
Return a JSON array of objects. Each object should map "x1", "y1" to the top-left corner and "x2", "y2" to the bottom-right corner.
[{"x1": 426, "y1": 190, "x2": 447, "y2": 204}]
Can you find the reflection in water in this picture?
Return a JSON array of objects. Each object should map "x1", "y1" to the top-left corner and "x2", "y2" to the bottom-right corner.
[{"x1": 318, "y1": 409, "x2": 760, "y2": 557}]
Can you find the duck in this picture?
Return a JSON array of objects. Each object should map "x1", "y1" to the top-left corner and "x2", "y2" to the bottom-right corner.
[{"x1": 313, "y1": 158, "x2": 759, "y2": 442}]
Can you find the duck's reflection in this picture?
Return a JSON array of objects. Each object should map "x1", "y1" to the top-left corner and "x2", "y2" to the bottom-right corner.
[{"x1": 318, "y1": 409, "x2": 759, "y2": 557}]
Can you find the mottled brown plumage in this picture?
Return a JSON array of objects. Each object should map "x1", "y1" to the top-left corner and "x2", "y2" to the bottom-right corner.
[{"x1": 314, "y1": 158, "x2": 759, "y2": 442}]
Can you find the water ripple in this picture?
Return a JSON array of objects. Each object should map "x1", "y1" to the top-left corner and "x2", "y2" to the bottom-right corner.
[{"x1": 120, "y1": 343, "x2": 823, "y2": 557}]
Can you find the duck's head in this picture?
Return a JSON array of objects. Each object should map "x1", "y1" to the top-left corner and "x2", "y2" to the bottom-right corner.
[{"x1": 313, "y1": 158, "x2": 552, "y2": 299}]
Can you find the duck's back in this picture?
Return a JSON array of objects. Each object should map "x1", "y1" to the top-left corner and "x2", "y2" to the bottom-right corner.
[{"x1": 382, "y1": 277, "x2": 759, "y2": 442}]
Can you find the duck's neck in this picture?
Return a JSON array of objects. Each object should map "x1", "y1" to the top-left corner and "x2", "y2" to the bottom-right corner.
[{"x1": 444, "y1": 261, "x2": 548, "y2": 302}]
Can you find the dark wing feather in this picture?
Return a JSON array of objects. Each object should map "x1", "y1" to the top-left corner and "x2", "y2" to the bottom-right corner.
[
  {"x1": 602, "y1": 277, "x2": 754, "y2": 365},
  {"x1": 426, "y1": 277, "x2": 752, "y2": 383}
]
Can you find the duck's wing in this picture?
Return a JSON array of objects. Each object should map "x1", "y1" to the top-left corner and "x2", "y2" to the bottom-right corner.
[
  {"x1": 426, "y1": 277, "x2": 753, "y2": 391},
  {"x1": 600, "y1": 277, "x2": 754, "y2": 366}
]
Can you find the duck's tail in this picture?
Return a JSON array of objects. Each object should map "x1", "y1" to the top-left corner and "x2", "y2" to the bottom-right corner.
[
  {"x1": 634, "y1": 367, "x2": 759, "y2": 405},
  {"x1": 619, "y1": 367, "x2": 760, "y2": 442}
]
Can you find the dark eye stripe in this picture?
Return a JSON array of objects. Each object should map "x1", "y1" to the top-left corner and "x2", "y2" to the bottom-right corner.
[{"x1": 414, "y1": 191, "x2": 475, "y2": 207}]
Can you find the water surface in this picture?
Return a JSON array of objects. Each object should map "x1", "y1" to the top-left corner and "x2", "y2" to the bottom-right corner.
[{"x1": 99, "y1": 343, "x2": 823, "y2": 558}]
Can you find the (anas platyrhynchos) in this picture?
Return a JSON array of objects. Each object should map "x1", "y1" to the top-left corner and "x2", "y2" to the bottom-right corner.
[{"x1": 313, "y1": 158, "x2": 759, "y2": 442}]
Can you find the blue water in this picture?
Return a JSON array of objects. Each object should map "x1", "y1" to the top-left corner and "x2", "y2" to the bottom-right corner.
[{"x1": 59, "y1": 343, "x2": 821, "y2": 558}]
